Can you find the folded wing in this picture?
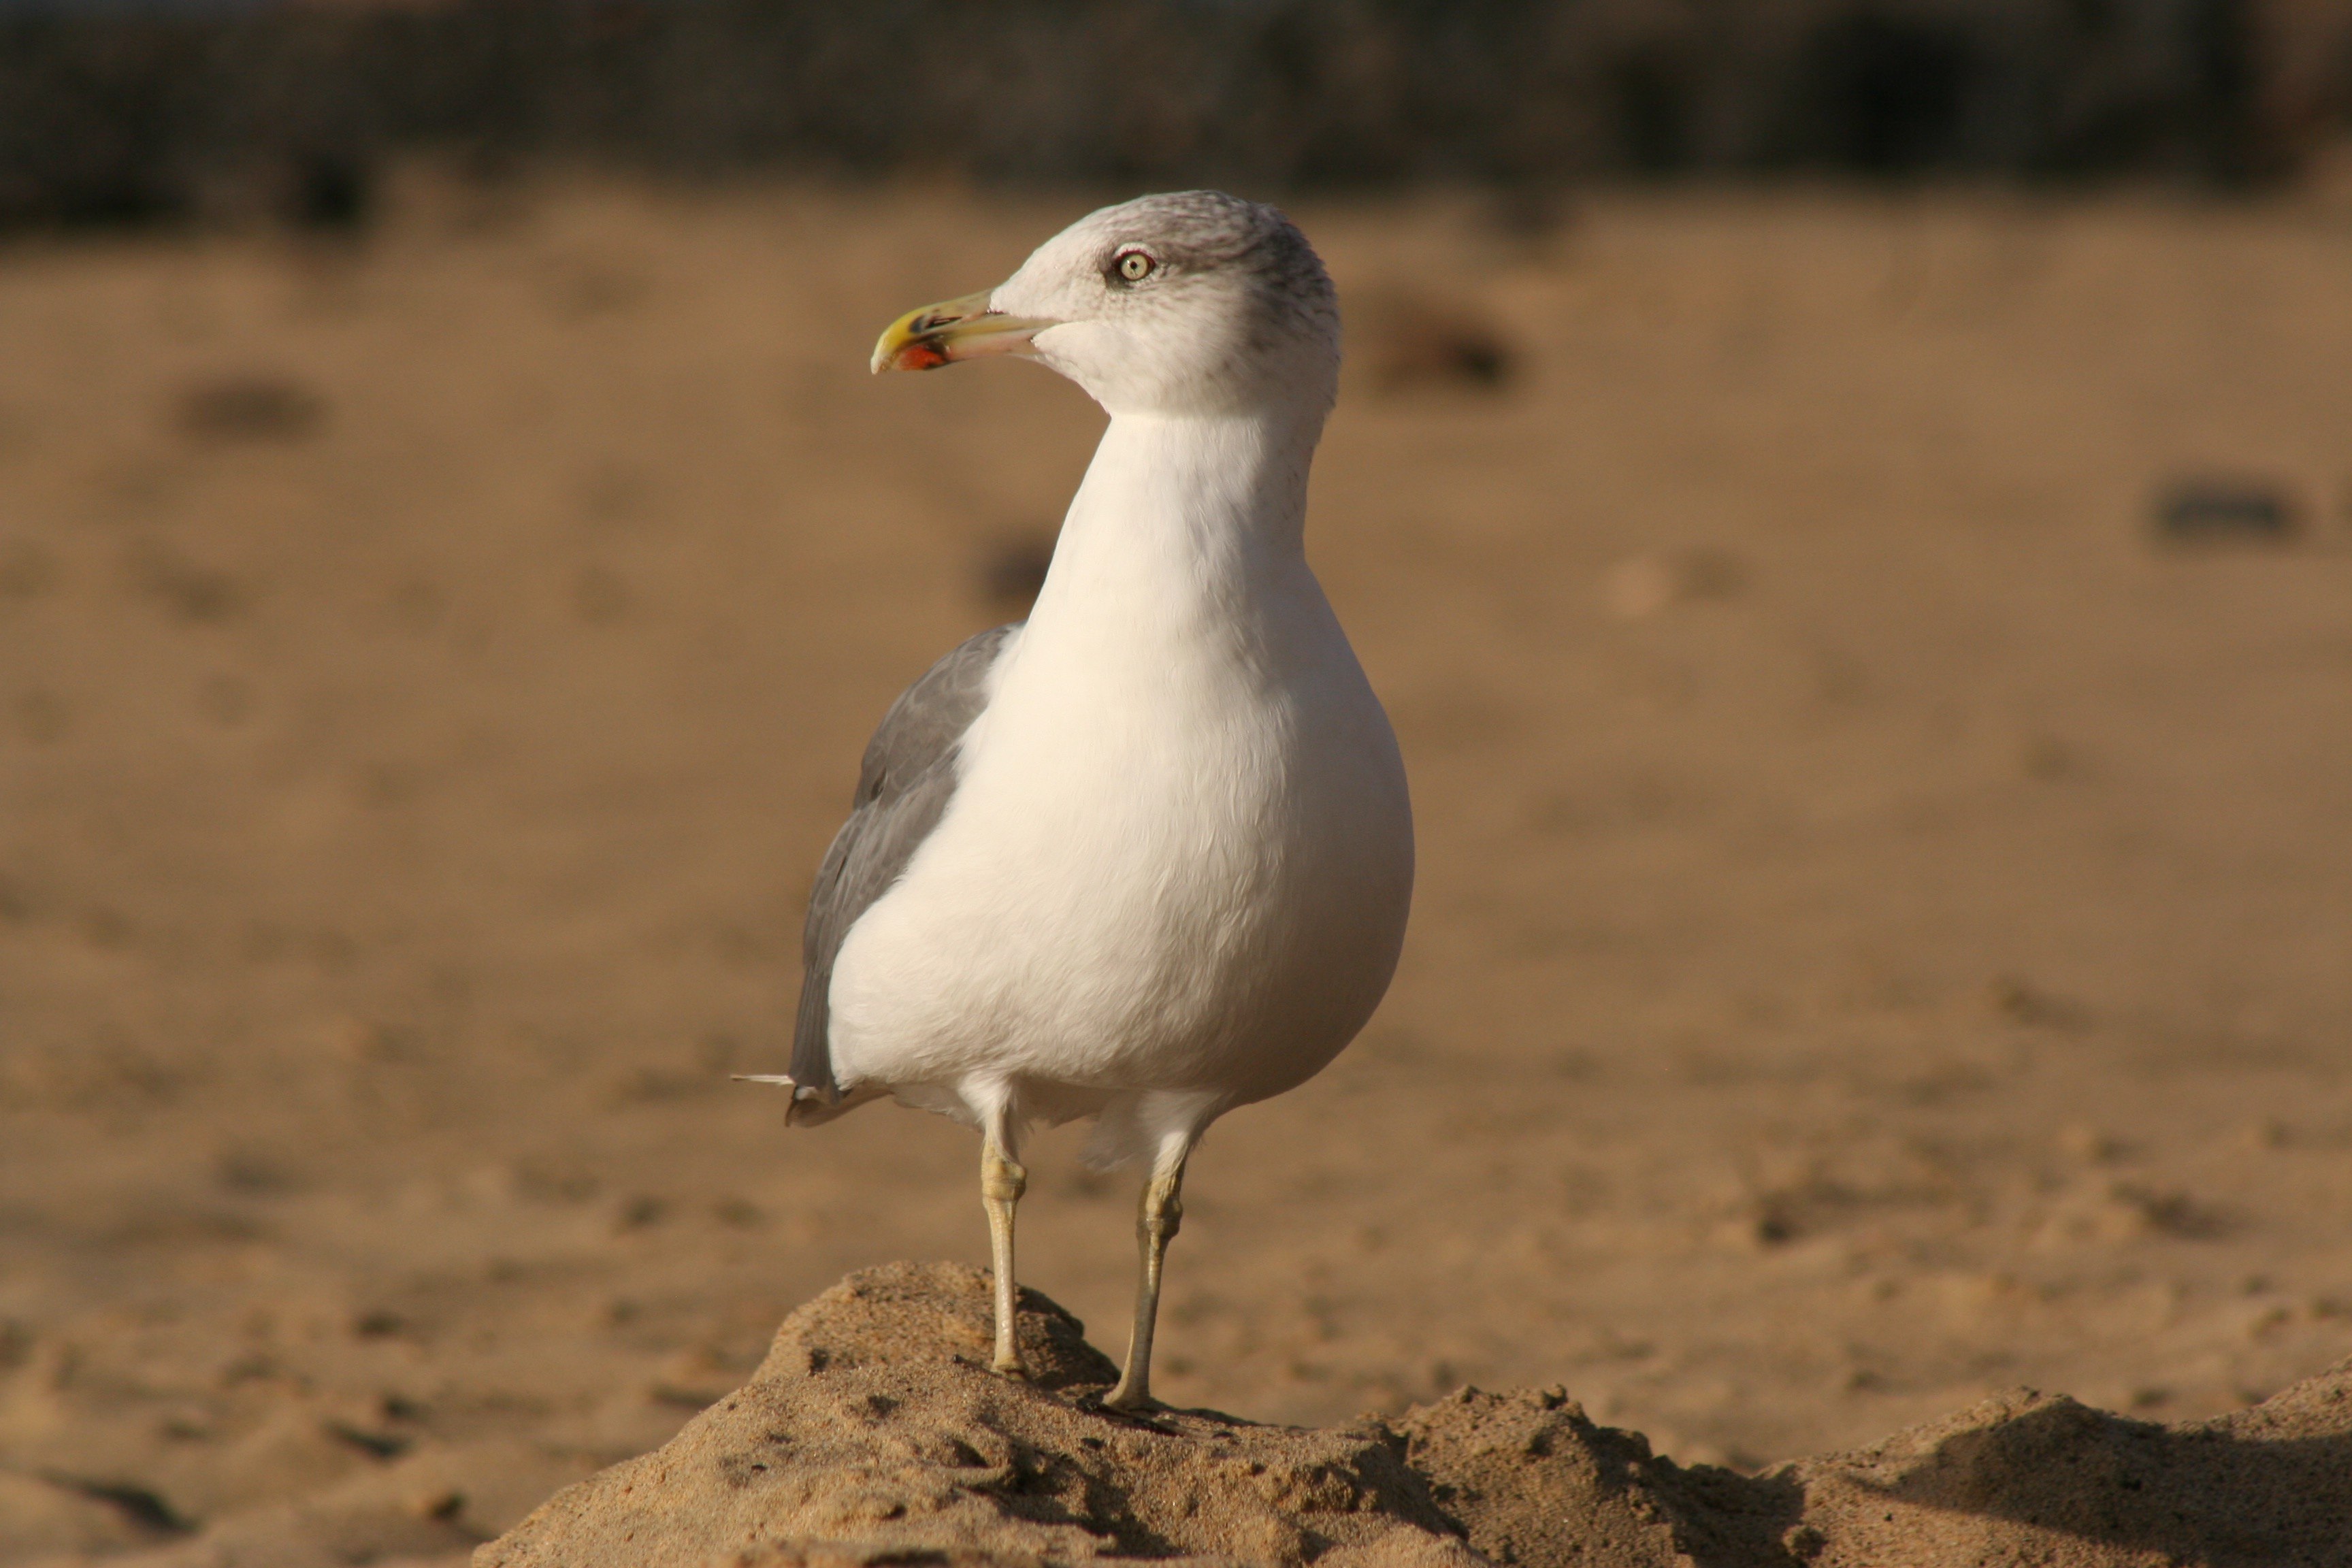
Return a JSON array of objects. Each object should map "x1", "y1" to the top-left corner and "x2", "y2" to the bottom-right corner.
[{"x1": 789, "y1": 623, "x2": 1022, "y2": 1102}]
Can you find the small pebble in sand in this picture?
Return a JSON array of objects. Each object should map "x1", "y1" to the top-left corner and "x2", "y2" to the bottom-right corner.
[
  {"x1": 1354, "y1": 288, "x2": 1514, "y2": 392},
  {"x1": 2056, "y1": 1122, "x2": 2125, "y2": 1164},
  {"x1": 1603, "y1": 547, "x2": 1746, "y2": 618},
  {"x1": 2151, "y1": 474, "x2": 2298, "y2": 544},
  {"x1": 1989, "y1": 974, "x2": 2088, "y2": 1030},
  {"x1": 174, "y1": 374, "x2": 325, "y2": 442}
]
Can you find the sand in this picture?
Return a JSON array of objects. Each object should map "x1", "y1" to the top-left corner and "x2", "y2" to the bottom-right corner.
[
  {"x1": 476, "y1": 1263, "x2": 2352, "y2": 1567},
  {"x1": 3, "y1": 174, "x2": 2351, "y2": 1566}
]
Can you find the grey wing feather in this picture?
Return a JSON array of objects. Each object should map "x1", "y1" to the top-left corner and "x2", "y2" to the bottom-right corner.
[{"x1": 789, "y1": 623, "x2": 1019, "y2": 1100}]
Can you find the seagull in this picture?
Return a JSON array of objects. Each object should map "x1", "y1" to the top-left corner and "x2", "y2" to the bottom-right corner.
[{"x1": 745, "y1": 192, "x2": 1413, "y2": 1411}]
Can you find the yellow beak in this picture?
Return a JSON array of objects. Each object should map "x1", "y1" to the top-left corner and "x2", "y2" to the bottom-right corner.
[{"x1": 870, "y1": 290, "x2": 1057, "y2": 374}]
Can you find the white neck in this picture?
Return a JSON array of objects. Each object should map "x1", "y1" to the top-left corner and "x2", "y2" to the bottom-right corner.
[{"x1": 1023, "y1": 409, "x2": 1326, "y2": 651}]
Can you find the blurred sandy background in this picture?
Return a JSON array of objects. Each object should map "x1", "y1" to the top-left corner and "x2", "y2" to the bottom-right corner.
[{"x1": 3, "y1": 163, "x2": 2350, "y2": 1562}]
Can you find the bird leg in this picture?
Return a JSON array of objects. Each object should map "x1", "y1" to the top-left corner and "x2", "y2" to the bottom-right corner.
[
  {"x1": 1105, "y1": 1153, "x2": 1188, "y2": 1411},
  {"x1": 979, "y1": 1136, "x2": 1031, "y2": 1378}
]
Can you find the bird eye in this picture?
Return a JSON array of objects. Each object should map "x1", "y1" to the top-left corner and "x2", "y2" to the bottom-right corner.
[{"x1": 1114, "y1": 248, "x2": 1156, "y2": 284}]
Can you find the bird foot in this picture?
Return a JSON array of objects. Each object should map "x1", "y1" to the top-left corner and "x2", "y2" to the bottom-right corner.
[
  {"x1": 992, "y1": 1353, "x2": 1034, "y2": 1381},
  {"x1": 1102, "y1": 1384, "x2": 1161, "y2": 1414}
]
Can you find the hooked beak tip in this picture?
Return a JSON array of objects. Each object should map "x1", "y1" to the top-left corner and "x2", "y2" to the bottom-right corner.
[
  {"x1": 872, "y1": 289, "x2": 1051, "y2": 375},
  {"x1": 870, "y1": 338, "x2": 951, "y2": 375}
]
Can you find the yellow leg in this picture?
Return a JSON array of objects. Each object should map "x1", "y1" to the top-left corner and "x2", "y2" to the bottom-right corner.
[
  {"x1": 980, "y1": 1137, "x2": 1031, "y2": 1378},
  {"x1": 1105, "y1": 1154, "x2": 1187, "y2": 1411}
]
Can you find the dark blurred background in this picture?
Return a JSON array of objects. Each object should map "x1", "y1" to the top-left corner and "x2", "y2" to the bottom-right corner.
[{"x1": 5, "y1": 0, "x2": 2352, "y2": 233}]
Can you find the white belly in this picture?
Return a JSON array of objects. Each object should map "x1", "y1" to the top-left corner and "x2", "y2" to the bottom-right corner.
[{"x1": 826, "y1": 611, "x2": 1413, "y2": 1126}]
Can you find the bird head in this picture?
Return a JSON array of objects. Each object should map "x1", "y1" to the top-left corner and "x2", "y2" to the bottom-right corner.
[{"x1": 872, "y1": 191, "x2": 1339, "y2": 420}]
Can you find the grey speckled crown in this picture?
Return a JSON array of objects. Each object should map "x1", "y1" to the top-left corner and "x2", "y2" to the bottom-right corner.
[{"x1": 1098, "y1": 191, "x2": 1334, "y2": 318}]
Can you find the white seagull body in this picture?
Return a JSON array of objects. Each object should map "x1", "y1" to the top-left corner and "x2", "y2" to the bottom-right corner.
[
  {"x1": 834, "y1": 412, "x2": 1410, "y2": 1160},
  {"x1": 750, "y1": 193, "x2": 1412, "y2": 1409}
]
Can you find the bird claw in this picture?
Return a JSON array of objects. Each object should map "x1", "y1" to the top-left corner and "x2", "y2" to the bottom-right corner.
[{"x1": 1102, "y1": 1386, "x2": 1162, "y2": 1414}]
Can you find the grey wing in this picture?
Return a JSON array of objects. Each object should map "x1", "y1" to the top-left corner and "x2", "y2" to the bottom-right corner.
[{"x1": 789, "y1": 623, "x2": 1020, "y2": 1100}]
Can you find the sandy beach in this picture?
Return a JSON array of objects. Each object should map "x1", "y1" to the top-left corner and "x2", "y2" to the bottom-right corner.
[{"x1": 3, "y1": 175, "x2": 2349, "y2": 1563}]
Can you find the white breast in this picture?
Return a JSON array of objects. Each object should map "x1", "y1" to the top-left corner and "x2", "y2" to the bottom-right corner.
[{"x1": 823, "y1": 411, "x2": 1414, "y2": 1145}]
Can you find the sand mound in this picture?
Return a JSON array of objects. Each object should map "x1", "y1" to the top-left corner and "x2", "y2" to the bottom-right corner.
[{"x1": 476, "y1": 1263, "x2": 2352, "y2": 1568}]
